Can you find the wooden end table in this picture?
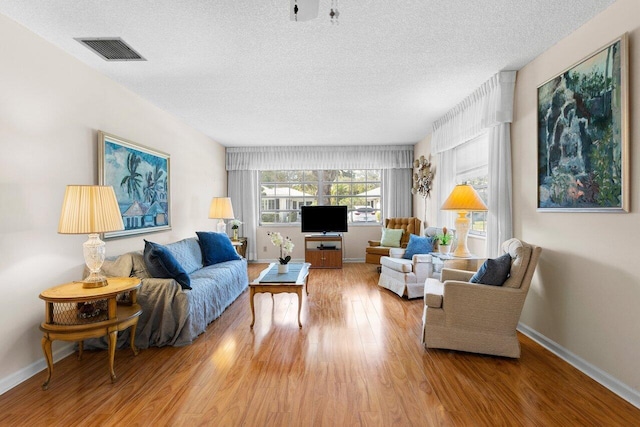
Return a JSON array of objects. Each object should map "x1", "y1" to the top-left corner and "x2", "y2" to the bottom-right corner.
[
  {"x1": 39, "y1": 277, "x2": 142, "y2": 390},
  {"x1": 249, "y1": 263, "x2": 310, "y2": 329}
]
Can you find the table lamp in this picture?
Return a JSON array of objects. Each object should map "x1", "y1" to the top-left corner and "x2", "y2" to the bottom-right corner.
[
  {"x1": 209, "y1": 197, "x2": 235, "y2": 234},
  {"x1": 58, "y1": 185, "x2": 125, "y2": 288},
  {"x1": 441, "y1": 184, "x2": 488, "y2": 258}
]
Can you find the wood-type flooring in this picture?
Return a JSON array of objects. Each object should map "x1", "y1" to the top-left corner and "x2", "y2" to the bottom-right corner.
[{"x1": 1, "y1": 263, "x2": 638, "y2": 426}]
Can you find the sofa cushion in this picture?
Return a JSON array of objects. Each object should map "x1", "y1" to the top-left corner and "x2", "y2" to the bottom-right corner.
[
  {"x1": 403, "y1": 234, "x2": 434, "y2": 259},
  {"x1": 196, "y1": 231, "x2": 241, "y2": 266},
  {"x1": 470, "y1": 253, "x2": 512, "y2": 286},
  {"x1": 380, "y1": 228, "x2": 404, "y2": 247},
  {"x1": 143, "y1": 240, "x2": 192, "y2": 290},
  {"x1": 165, "y1": 237, "x2": 203, "y2": 274}
]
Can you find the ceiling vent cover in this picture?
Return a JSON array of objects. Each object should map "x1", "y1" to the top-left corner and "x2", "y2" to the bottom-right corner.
[{"x1": 75, "y1": 37, "x2": 146, "y2": 61}]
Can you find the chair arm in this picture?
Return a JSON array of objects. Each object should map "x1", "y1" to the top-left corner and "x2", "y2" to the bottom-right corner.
[
  {"x1": 441, "y1": 268, "x2": 475, "y2": 282},
  {"x1": 388, "y1": 248, "x2": 405, "y2": 258},
  {"x1": 442, "y1": 281, "x2": 526, "y2": 332},
  {"x1": 368, "y1": 240, "x2": 381, "y2": 247}
]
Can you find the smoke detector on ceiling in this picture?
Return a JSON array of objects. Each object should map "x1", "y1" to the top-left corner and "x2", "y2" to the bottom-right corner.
[{"x1": 75, "y1": 37, "x2": 146, "y2": 61}]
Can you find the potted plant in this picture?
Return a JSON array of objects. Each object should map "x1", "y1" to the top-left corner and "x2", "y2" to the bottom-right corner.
[
  {"x1": 267, "y1": 231, "x2": 295, "y2": 273},
  {"x1": 435, "y1": 227, "x2": 453, "y2": 254}
]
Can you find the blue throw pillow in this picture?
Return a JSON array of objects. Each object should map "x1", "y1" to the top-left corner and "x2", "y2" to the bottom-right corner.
[
  {"x1": 143, "y1": 240, "x2": 192, "y2": 290},
  {"x1": 196, "y1": 231, "x2": 241, "y2": 266},
  {"x1": 470, "y1": 253, "x2": 512, "y2": 286},
  {"x1": 403, "y1": 234, "x2": 434, "y2": 260}
]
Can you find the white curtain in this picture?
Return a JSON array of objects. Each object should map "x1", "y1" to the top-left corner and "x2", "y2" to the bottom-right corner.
[
  {"x1": 432, "y1": 71, "x2": 516, "y2": 256},
  {"x1": 226, "y1": 145, "x2": 413, "y2": 170},
  {"x1": 381, "y1": 168, "x2": 412, "y2": 220},
  {"x1": 487, "y1": 124, "x2": 513, "y2": 257},
  {"x1": 436, "y1": 150, "x2": 456, "y2": 230},
  {"x1": 228, "y1": 170, "x2": 259, "y2": 260}
]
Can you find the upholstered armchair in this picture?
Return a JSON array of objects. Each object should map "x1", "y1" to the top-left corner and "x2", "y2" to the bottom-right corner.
[
  {"x1": 378, "y1": 248, "x2": 433, "y2": 299},
  {"x1": 422, "y1": 238, "x2": 542, "y2": 358},
  {"x1": 365, "y1": 217, "x2": 421, "y2": 265}
]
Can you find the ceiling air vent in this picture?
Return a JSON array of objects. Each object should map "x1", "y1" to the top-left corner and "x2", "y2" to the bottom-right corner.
[{"x1": 75, "y1": 37, "x2": 146, "y2": 61}]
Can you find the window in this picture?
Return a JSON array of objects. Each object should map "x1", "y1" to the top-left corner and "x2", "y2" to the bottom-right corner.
[
  {"x1": 455, "y1": 133, "x2": 489, "y2": 236},
  {"x1": 259, "y1": 169, "x2": 382, "y2": 225}
]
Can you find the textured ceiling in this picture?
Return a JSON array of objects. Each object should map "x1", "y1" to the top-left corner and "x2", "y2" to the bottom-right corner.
[{"x1": 0, "y1": 1, "x2": 616, "y2": 147}]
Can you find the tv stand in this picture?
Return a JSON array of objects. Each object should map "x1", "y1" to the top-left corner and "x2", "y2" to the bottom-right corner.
[{"x1": 305, "y1": 235, "x2": 342, "y2": 269}]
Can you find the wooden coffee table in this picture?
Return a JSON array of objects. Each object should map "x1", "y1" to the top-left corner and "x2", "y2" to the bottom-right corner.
[{"x1": 249, "y1": 263, "x2": 310, "y2": 328}]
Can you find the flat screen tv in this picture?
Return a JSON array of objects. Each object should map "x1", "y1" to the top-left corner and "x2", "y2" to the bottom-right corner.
[{"x1": 301, "y1": 205, "x2": 348, "y2": 234}]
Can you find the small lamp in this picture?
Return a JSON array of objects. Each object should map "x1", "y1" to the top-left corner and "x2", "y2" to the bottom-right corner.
[
  {"x1": 209, "y1": 197, "x2": 235, "y2": 234},
  {"x1": 58, "y1": 185, "x2": 125, "y2": 288},
  {"x1": 441, "y1": 184, "x2": 488, "y2": 258}
]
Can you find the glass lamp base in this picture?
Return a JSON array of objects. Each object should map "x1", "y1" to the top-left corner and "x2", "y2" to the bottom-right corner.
[{"x1": 82, "y1": 271, "x2": 108, "y2": 288}]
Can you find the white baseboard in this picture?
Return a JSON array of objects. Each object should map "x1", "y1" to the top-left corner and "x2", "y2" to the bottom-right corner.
[
  {"x1": 517, "y1": 323, "x2": 640, "y2": 409},
  {"x1": 0, "y1": 343, "x2": 75, "y2": 395}
]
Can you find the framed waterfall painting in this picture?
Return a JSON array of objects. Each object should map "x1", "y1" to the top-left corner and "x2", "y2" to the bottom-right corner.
[
  {"x1": 98, "y1": 131, "x2": 171, "y2": 238},
  {"x1": 537, "y1": 33, "x2": 628, "y2": 212}
]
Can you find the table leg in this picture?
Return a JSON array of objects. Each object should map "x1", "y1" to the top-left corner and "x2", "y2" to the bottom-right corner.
[
  {"x1": 130, "y1": 320, "x2": 139, "y2": 356},
  {"x1": 41, "y1": 336, "x2": 53, "y2": 390},
  {"x1": 297, "y1": 288, "x2": 302, "y2": 328},
  {"x1": 78, "y1": 340, "x2": 83, "y2": 360},
  {"x1": 249, "y1": 288, "x2": 256, "y2": 328},
  {"x1": 108, "y1": 329, "x2": 117, "y2": 382}
]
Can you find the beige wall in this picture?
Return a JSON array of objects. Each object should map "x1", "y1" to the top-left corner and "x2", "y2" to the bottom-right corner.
[
  {"x1": 0, "y1": 14, "x2": 226, "y2": 392},
  {"x1": 254, "y1": 225, "x2": 380, "y2": 263},
  {"x1": 513, "y1": 0, "x2": 639, "y2": 394}
]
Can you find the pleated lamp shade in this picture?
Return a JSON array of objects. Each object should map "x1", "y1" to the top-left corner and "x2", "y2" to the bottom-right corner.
[
  {"x1": 58, "y1": 185, "x2": 124, "y2": 234},
  {"x1": 441, "y1": 184, "x2": 488, "y2": 212},
  {"x1": 208, "y1": 197, "x2": 235, "y2": 220}
]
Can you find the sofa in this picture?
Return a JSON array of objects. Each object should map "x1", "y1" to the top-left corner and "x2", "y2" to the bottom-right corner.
[{"x1": 84, "y1": 235, "x2": 248, "y2": 350}]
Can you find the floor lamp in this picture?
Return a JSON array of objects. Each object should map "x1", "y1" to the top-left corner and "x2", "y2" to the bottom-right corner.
[
  {"x1": 441, "y1": 184, "x2": 488, "y2": 258},
  {"x1": 209, "y1": 197, "x2": 235, "y2": 234}
]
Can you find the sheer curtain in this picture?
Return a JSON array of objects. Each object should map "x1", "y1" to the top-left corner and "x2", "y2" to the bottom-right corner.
[
  {"x1": 228, "y1": 170, "x2": 259, "y2": 260},
  {"x1": 382, "y1": 168, "x2": 412, "y2": 219},
  {"x1": 226, "y1": 145, "x2": 414, "y2": 260},
  {"x1": 432, "y1": 71, "x2": 516, "y2": 257}
]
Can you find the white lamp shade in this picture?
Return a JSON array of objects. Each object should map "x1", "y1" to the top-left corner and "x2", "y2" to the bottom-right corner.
[
  {"x1": 441, "y1": 184, "x2": 488, "y2": 211},
  {"x1": 209, "y1": 197, "x2": 235, "y2": 219},
  {"x1": 58, "y1": 185, "x2": 124, "y2": 234}
]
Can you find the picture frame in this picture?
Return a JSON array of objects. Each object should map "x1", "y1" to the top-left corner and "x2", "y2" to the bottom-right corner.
[
  {"x1": 98, "y1": 131, "x2": 171, "y2": 238},
  {"x1": 537, "y1": 33, "x2": 628, "y2": 212}
]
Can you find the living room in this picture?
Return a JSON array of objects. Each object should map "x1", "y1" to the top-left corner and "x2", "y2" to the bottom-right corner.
[{"x1": 1, "y1": 0, "x2": 639, "y2": 423}]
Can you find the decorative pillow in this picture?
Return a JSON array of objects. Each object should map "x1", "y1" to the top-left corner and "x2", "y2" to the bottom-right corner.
[
  {"x1": 470, "y1": 253, "x2": 512, "y2": 286},
  {"x1": 380, "y1": 228, "x2": 404, "y2": 248},
  {"x1": 143, "y1": 240, "x2": 192, "y2": 290},
  {"x1": 196, "y1": 231, "x2": 241, "y2": 266},
  {"x1": 403, "y1": 234, "x2": 434, "y2": 259}
]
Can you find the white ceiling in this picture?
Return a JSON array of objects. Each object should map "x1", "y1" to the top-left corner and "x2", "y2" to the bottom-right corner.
[{"x1": 0, "y1": 1, "x2": 616, "y2": 147}]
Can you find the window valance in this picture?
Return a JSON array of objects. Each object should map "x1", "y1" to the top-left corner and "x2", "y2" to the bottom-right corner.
[
  {"x1": 226, "y1": 145, "x2": 414, "y2": 171},
  {"x1": 431, "y1": 71, "x2": 516, "y2": 154}
]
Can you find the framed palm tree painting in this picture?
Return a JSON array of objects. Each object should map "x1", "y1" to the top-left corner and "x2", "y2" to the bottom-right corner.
[{"x1": 98, "y1": 131, "x2": 171, "y2": 238}]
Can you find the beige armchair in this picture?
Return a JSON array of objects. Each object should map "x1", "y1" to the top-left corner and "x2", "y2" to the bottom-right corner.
[
  {"x1": 422, "y1": 238, "x2": 541, "y2": 358},
  {"x1": 365, "y1": 217, "x2": 421, "y2": 265}
]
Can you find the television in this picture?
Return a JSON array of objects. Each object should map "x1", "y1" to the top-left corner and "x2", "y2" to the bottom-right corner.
[{"x1": 301, "y1": 205, "x2": 348, "y2": 234}]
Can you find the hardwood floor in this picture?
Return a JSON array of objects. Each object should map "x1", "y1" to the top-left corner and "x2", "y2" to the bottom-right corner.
[{"x1": 1, "y1": 263, "x2": 638, "y2": 426}]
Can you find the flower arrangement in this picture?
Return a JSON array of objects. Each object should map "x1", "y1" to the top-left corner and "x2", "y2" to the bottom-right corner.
[
  {"x1": 267, "y1": 231, "x2": 295, "y2": 265},
  {"x1": 230, "y1": 219, "x2": 242, "y2": 240}
]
